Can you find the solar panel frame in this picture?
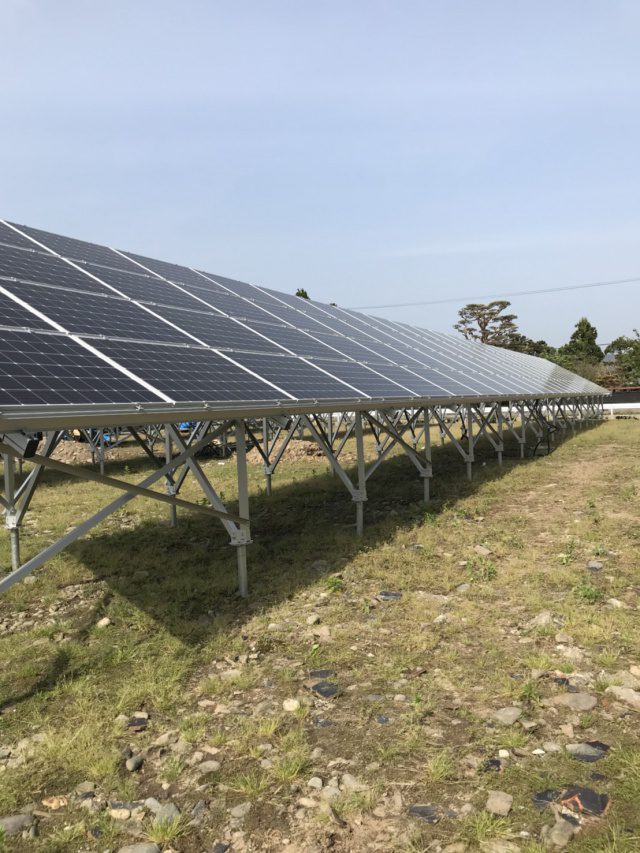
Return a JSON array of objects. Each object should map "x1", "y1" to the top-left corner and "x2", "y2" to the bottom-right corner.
[{"x1": 0, "y1": 220, "x2": 607, "y2": 430}]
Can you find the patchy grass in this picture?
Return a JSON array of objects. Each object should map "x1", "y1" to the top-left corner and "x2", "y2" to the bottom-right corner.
[{"x1": 0, "y1": 418, "x2": 639, "y2": 851}]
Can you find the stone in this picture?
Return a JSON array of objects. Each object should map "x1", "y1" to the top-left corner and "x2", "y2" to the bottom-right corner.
[
  {"x1": 566, "y1": 741, "x2": 610, "y2": 762},
  {"x1": 311, "y1": 681, "x2": 340, "y2": 699},
  {"x1": 308, "y1": 776, "x2": 323, "y2": 789},
  {"x1": 542, "y1": 817, "x2": 578, "y2": 849},
  {"x1": 587, "y1": 560, "x2": 603, "y2": 572},
  {"x1": 197, "y1": 760, "x2": 221, "y2": 776},
  {"x1": 434, "y1": 614, "x2": 448, "y2": 625},
  {"x1": 110, "y1": 807, "x2": 131, "y2": 820},
  {"x1": 341, "y1": 773, "x2": 368, "y2": 792},
  {"x1": 144, "y1": 798, "x2": 162, "y2": 814},
  {"x1": 480, "y1": 843, "x2": 521, "y2": 853},
  {"x1": 443, "y1": 845, "x2": 467, "y2": 853},
  {"x1": 528, "y1": 610, "x2": 554, "y2": 629},
  {"x1": 306, "y1": 614, "x2": 321, "y2": 625},
  {"x1": 220, "y1": 668, "x2": 242, "y2": 680},
  {"x1": 493, "y1": 706, "x2": 522, "y2": 726},
  {"x1": 474, "y1": 545, "x2": 492, "y2": 557},
  {"x1": 607, "y1": 598, "x2": 626, "y2": 609},
  {"x1": 408, "y1": 803, "x2": 442, "y2": 823},
  {"x1": 76, "y1": 780, "x2": 96, "y2": 795},
  {"x1": 0, "y1": 814, "x2": 34, "y2": 835},
  {"x1": 298, "y1": 797, "x2": 318, "y2": 808},
  {"x1": 155, "y1": 802, "x2": 180, "y2": 822},
  {"x1": 229, "y1": 801, "x2": 251, "y2": 820},
  {"x1": 152, "y1": 730, "x2": 179, "y2": 747},
  {"x1": 611, "y1": 670, "x2": 640, "y2": 690},
  {"x1": 126, "y1": 754, "x2": 144, "y2": 772},
  {"x1": 117, "y1": 845, "x2": 161, "y2": 853},
  {"x1": 41, "y1": 795, "x2": 67, "y2": 810},
  {"x1": 378, "y1": 591, "x2": 402, "y2": 601},
  {"x1": 552, "y1": 693, "x2": 597, "y2": 711},
  {"x1": 96, "y1": 616, "x2": 111, "y2": 628},
  {"x1": 212, "y1": 844, "x2": 230, "y2": 853},
  {"x1": 283, "y1": 698, "x2": 301, "y2": 712},
  {"x1": 485, "y1": 790, "x2": 513, "y2": 816},
  {"x1": 606, "y1": 685, "x2": 640, "y2": 710}
]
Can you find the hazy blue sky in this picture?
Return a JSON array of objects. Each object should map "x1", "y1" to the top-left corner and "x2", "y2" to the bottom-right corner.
[{"x1": 1, "y1": 1, "x2": 639, "y2": 346}]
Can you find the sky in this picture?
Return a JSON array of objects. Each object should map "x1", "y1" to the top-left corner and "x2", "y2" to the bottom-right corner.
[{"x1": 1, "y1": 1, "x2": 639, "y2": 347}]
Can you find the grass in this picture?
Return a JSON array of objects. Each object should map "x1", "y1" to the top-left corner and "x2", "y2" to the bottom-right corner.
[{"x1": 0, "y1": 418, "x2": 639, "y2": 851}]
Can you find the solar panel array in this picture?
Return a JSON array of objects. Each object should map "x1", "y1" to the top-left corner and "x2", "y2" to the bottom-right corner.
[{"x1": 0, "y1": 219, "x2": 605, "y2": 421}]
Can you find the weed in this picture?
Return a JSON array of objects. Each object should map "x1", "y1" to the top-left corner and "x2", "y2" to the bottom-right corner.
[
  {"x1": 227, "y1": 769, "x2": 270, "y2": 797},
  {"x1": 574, "y1": 578, "x2": 603, "y2": 603},
  {"x1": 146, "y1": 816, "x2": 188, "y2": 844}
]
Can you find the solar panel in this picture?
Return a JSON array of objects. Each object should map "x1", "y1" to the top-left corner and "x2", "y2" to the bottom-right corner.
[
  {"x1": 0, "y1": 289, "x2": 53, "y2": 331},
  {"x1": 227, "y1": 352, "x2": 364, "y2": 400},
  {"x1": 79, "y1": 262, "x2": 206, "y2": 310},
  {"x1": 0, "y1": 244, "x2": 112, "y2": 295},
  {"x1": 92, "y1": 340, "x2": 288, "y2": 403},
  {"x1": 144, "y1": 307, "x2": 285, "y2": 354},
  {"x1": 0, "y1": 330, "x2": 161, "y2": 406},
  {"x1": 0, "y1": 219, "x2": 606, "y2": 421},
  {"x1": 0, "y1": 282, "x2": 192, "y2": 344},
  {"x1": 10, "y1": 222, "x2": 134, "y2": 271}
]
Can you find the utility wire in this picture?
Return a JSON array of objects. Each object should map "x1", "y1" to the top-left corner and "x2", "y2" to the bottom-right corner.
[{"x1": 348, "y1": 276, "x2": 640, "y2": 310}]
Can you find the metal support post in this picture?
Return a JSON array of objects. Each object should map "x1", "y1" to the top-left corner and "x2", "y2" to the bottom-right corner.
[
  {"x1": 354, "y1": 411, "x2": 366, "y2": 536},
  {"x1": 466, "y1": 406, "x2": 474, "y2": 481},
  {"x1": 262, "y1": 417, "x2": 272, "y2": 496},
  {"x1": 165, "y1": 425, "x2": 177, "y2": 527},
  {"x1": 235, "y1": 419, "x2": 251, "y2": 597},
  {"x1": 423, "y1": 407, "x2": 432, "y2": 502},
  {"x1": 3, "y1": 453, "x2": 20, "y2": 570},
  {"x1": 496, "y1": 405, "x2": 503, "y2": 467}
]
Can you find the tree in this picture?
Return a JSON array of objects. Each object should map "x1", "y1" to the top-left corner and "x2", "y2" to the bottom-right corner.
[
  {"x1": 507, "y1": 333, "x2": 555, "y2": 358},
  {"x1": 605, "y1": 330, "x2": 640, "y2": 385},
  {"x1": 557, "y1": 317, "x2": 603, "y2": 365},
  {"x1": 295, "y1": 288, "x2": 309, "y2": 299},
  {"x1": 454, "y1": 300, "x2": 519, "y2": 346}
]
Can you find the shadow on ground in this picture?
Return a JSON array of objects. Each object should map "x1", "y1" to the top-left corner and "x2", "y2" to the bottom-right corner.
[{"x1": 59, "y1": 424, "x2": 600, "y2": 645}]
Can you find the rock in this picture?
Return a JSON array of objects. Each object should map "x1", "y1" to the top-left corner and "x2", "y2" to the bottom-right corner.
[
  {"x1": 566, "y1": 741, "x2": 610, "y2": 763},
  {"x1": 311, "y1": 681, "x2": 340, "y2": 699},
  {"x1": 155, "y1": 802, "x2": 180, "y2": 822},
  {"x1": 125, "y1": 754, "x2": 144, "y2": 772},
  {"x1": 456, "y1": 583, "x2": 471, "y2": 594},
  {"x1": 587, "y1": 560, "x2": 603, "y2": 572},
  {"x1": 152, "y1": 730, "x2": 179, "y2": 747},
  {"x1": 306, "y1": 614, "x2": 321, "y2": 625},
  {"x1": 611, "y1": 670, "x2": 640, "y2": 690},
  {"x1": 308, "y1": 776, "x2": 323, "y2": 789},
  {"x1": 378, "y1": 591, "x2": 402, "y2": 601},
  {"x1": 493, "y1": 706, "x2": 522, "y2": 726},
  {"x1": 212, "y1": 843, "x2": 230, "y2": 853},
  {"x1": 298, "y1": 796, "x2": 318, "y2": 808},
  {"x1": 341, "y1": 773, "x2": 368, "y2": 792},
  {"x1": 485, "y1": 790, "x2": 513, "y2": 816},
  {"x1": 474, "y1": 545, "x2": 492, "y2": 557},
  {"x1": 443, "y1": 844, "x2": 467, "y2": 853},
  {"x1": 117, "y1": 845, "x2": 161, "y2": 853},
  {"x1": 76, "y1": 780, "x2": 96, "y2": 795},
  {"x1": 283, "y1": 698, "x2": 301, "y2": 712},
  {"x1": 41, "y1": 795, "x2": 67, "y2": 810},
  {"x1": 0, "y1": 814, "x2": 34, "y2": 835},
  {"x1": 630, "y1": 664, "x2": 640, "y2": 678},
  {"x1": 144, "y1": 798, "x2": 162, "y2": 814},
  {"x1": 408, "y1": 803, "x2": 442, "y2": 823},
  {"x1": 110, "y1": 807, "x2": 131, "y2": 820},
  {"x1": 220, "y1": 668, "x2": 242, "y2": 680},
  {"x1": 542, "y1": 816, "x2": 578, "y2": 848},
  {"x1": 607, "y1": 598, "x2": 626, "y2": 609},
  {"x1": 96, "y1": 616, "x2": 111, "y2": 628},
  {"x1": 196, "y1": 760, "x2": 221, "y2": 776},
  {"x1": 606, "y1": 685, "x2": 640, "y2": 710},
  {"x1": 229, "y1": 801, "x2": 251, "y2": 820},
  {"x1": 552, "y1": 693, "x2": 597, "y2": 711},
  {"x1": 480, "y1": 842, "x2": 521, "y2": 853},
  {"x1": 543, "y1": 742, "x2": 562, "y2": 753},
  {"x1": 528, "y1": 610, "x2": 554, "y2": 629},
  {"x1": 434, "y1": 614, "x2": 448, "y2": 625}
]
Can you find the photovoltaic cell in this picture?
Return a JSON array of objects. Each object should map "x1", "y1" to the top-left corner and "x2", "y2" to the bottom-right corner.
[
  {"x1": 0, "y1": 330, "x2": 162, "y2": 406},
  {"x1": 0, "y1": 244, "x2": 112, "y2": 296},
  {"x1": 0, "y1": 290, "x2": 54, "y2": 331},
  {"x1": 0, "y1": 282, "x2": 191, "y2": 344},
  {"x1": 0, "y1": 220, "x2": 606, "y2": 413},
  {"x1": 82, "y1": 262, "x2": 209, "y2": 310},
  {"x1": 120, "y1": 252, "x2": 217, "y2": 290},
  {"x1": 315, "y1": 360, "x2": 415, "y2": 398},
  {"x1": 146, "y1": 306, "x2": 285, "y2": 353},
  {"x1": 0, "y1": 222, "x2": 41, "y2": 251},
  {"x1": 91, "y1": 339, "x2": 286, "y2": 403},
  {"x1": 10, "y1": 222, "x2": 134, "y2": 271},
  {"x1": 227, "y1": 352, "x2": 362, "y2": 400}
]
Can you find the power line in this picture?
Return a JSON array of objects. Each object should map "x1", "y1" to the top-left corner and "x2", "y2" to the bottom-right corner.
[{"x1": 348, "y1": 276, "x2": 640, "y2": 310}]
